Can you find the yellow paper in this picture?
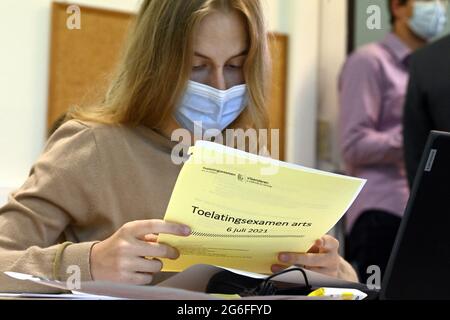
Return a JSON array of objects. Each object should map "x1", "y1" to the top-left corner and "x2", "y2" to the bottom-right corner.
[{"x1": 158, "y1": 141, "x2": 365, "y2": 274}]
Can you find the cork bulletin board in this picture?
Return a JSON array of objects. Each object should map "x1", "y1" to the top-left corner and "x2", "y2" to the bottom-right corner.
[{"x1": 48, "y1": 2, "x2": 288, "y2": 159}]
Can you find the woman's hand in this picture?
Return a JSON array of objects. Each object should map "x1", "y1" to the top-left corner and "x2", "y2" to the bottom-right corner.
[
  {"x1": 272, "y1": 235, "x2": 358, "y2": 282},
  {"x1": 90, "y1": 219, "x2": 191, "y2": 285}
]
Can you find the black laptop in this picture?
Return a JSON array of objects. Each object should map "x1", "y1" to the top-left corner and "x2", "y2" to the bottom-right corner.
[{"x1": 381, "y1": 131, "x2": 450, "y2": 300}]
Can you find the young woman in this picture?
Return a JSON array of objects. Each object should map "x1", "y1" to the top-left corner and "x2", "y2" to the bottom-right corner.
[{"x1": 0, "y1": 0, "x2": 357, "y2": 292}]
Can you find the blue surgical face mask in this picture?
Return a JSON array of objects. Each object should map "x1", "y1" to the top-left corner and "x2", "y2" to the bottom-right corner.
[
  {"x1": 409, "y1": 1, "x2": 448, "y2": 40},
  {"x1": 175, "y1": 80, "x2": 248, "y2": 133}
]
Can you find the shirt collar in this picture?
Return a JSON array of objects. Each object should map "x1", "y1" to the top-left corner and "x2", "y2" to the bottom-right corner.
[{"x1": 381, "y1": 33, "x2": 412, "y2": 66}]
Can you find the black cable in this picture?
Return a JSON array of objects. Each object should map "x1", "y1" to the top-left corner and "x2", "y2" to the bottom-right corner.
[{"x1": 243, "y1": 267, "x2": 312, "y2": 296}]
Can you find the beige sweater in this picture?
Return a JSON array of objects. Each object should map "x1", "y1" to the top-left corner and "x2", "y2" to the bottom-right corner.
[
  {"x1": 0, "y1": 120, "x2": 182, "y2": 292},
  {"x1": 0, "y1": 120, "x2": 358, "y2": 293}
]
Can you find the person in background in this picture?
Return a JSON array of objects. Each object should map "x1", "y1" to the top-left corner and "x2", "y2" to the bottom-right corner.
[
  {"x1": 0, "y1": 0, "x2": 358, "y2": 293},
  {"x1": 339, "y1": 0, "x2": 448, "y2": 283},
  {"x1": 403, "y1": 33, "x2": 450, "y2": 186}
]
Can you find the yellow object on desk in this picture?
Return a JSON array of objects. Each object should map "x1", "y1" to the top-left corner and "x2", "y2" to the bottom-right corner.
[{"x1": 308, "y1": 288, "x2": 368, "y2": 300}]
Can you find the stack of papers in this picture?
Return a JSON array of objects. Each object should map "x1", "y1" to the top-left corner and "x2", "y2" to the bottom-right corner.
[{"x1": 159, "y1": 141, "x2": 365, "y2": 274}]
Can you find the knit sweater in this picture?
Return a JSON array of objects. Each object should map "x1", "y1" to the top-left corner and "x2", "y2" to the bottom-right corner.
[{"x1": 0, "y1": 120, "x2": 182, "y2": 292}]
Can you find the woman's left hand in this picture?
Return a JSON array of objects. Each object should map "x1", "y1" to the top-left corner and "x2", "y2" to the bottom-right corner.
[{"x1": 272, "y1": 235, "x2": 358, "y2": 282}]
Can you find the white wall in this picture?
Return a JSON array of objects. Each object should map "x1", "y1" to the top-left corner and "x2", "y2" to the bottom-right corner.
[
  {"x1": 285, "y1": 0, "x2": 321, "y2": 168},
  {"x1": 0, "y1": 0, "x2": 324, "y2": 191},
  {"x1": 264, "y1": 0, "x2": 320, "y2": 167},
  {"x1": 0, "y1": 1, "x2": 51, "y2": 188},
  {"x1": 0, "y1": 188, "x2": 11, "y2": 207},
  {"x1": 317, "y1": 0, "x2": 348, "y2": 172},
  {"x1": 0, "y1": 0, "x2": 141, "y2": 190}
]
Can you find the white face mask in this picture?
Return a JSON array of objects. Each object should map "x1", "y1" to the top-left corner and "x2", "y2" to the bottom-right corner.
[
  {"x1": 409, "y1": 1, "x2": 448, "y2": 40},
  {"x1": 175, "y1": 80, "x2": 248, "y2": 133}
]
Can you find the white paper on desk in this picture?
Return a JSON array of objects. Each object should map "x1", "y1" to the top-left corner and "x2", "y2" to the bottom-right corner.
[
  {"x1": 2, "y1": 272, "x2": 124, "y2": 300},
  {"x1": 3, "y1": 267, "x2": 365, "y2": 300},
  {"x1": 2, "y1": 271, "x2": 218, "y2": 300}
]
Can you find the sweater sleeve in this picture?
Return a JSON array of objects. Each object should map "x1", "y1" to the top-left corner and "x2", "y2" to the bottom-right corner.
[{"x1": 0, "y1": 121, "x2": 102, "y2": 293}]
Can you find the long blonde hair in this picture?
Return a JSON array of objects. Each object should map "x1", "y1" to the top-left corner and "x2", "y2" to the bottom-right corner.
[{"x1": 68, "y1": 0, "x2": 270, "y2": 130}]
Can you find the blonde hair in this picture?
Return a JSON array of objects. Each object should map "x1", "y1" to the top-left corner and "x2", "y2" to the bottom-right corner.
[{"x1": 68, "y1": 0, "x2": 270, "y2": 130}]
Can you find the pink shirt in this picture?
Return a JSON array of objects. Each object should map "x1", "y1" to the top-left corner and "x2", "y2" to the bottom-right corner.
[{"x1": 339, "y1": 33, "x2": 411, "y2": 232}]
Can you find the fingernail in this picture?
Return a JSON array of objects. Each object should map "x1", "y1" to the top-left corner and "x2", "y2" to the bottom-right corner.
[
  {"x1": 183, "y1": 226, "x2": 191, "y2": 235},
  {"x1": 279, "y1": 254, "x2": 289, "y2": 262}
]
